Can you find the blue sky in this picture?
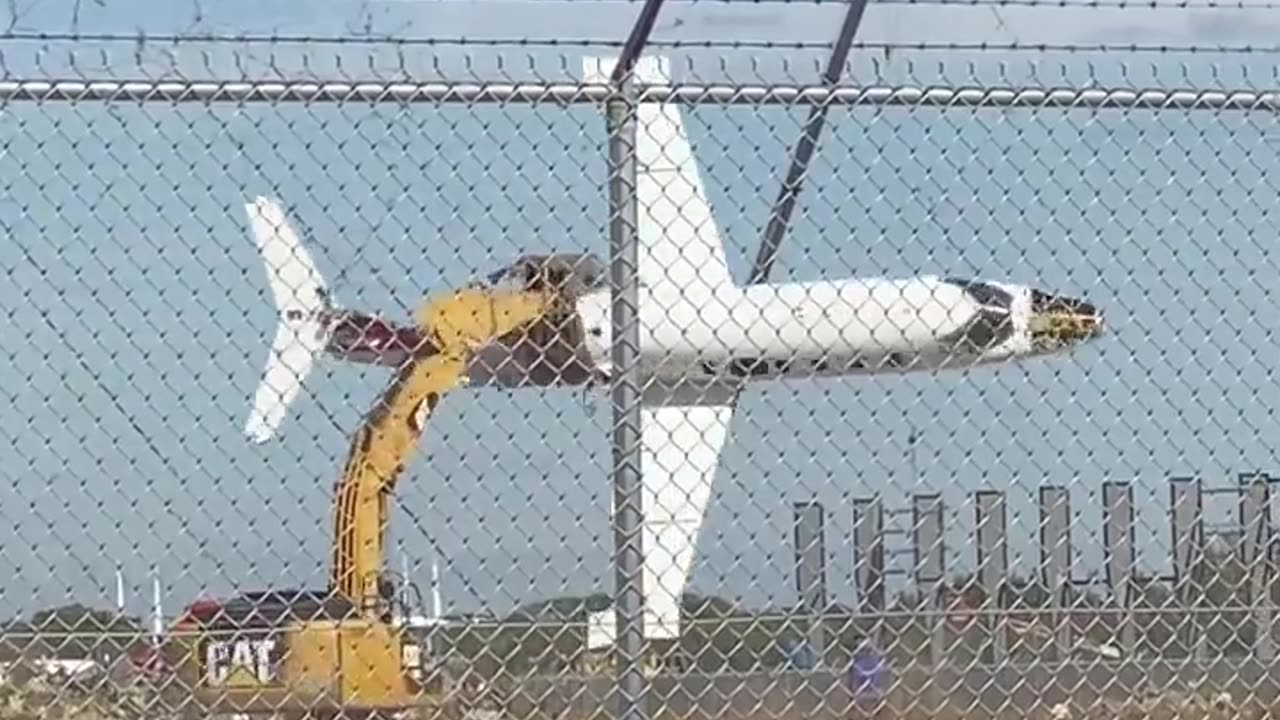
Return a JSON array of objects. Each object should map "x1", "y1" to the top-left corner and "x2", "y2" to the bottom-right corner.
[{"x1": 1, "y1": 0, "x2": 1279, "y2": 621}]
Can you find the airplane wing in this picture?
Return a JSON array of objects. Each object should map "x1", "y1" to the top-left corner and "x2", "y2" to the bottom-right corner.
[
  {"x1": 637, "y1": 379, "x2": 737, "y2": 639},
  {"x1": 245, "y1": 196, "x2": 330, "y2": 317},
  {"x1": 245, "y1": 317, "x2": 329, "y2": 444},
  {"x1": 242, "y1": 196, "x2": 333, "y2": 444},
  {"x1": 581, "y1": 53, "x2": 739, "y2": 641}
]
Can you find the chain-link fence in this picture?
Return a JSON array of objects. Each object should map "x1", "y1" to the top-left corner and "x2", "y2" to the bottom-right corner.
[{"x1": 2, "y1": 21, "x2": 1280, "y2": 720}]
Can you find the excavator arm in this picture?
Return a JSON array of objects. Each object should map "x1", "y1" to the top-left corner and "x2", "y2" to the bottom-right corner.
[{"x1": 330, "y1": 286, "x2": 562, "y2": 614}]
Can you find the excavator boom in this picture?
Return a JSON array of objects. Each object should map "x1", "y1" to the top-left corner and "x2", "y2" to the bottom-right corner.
[
  {"x1": 332, "y1": 353, "x2": 466, "y2": 610},
  {"x1": 330, "y1": 286, "x2": 563, "y2": 613}
]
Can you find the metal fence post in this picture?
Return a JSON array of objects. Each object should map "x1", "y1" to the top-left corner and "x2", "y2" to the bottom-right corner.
[{"x1": 606, "y1": 74, "x2": 648, "y2": 720}]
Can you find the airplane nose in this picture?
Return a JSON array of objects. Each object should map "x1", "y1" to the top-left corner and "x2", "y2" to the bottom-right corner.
[{"x1": 1028, "y1": 289, "x2": 1106, "y2": 347}]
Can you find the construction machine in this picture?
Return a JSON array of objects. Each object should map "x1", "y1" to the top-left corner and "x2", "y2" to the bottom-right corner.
[{"x1": 159, "y1": 256, "x2": 595, "y2": 719}]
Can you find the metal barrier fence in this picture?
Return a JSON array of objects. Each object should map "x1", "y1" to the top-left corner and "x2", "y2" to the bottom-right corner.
[{"x1": 1, "y1": 27, "x2": 1280, "y2": 720}]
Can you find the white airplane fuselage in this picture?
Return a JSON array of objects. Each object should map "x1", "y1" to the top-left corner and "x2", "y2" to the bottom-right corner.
[
  {"x1": 569, "y1": 274, "x2": 1100, "y2": 388},
  {"x1": 304, "y1": 271, "x2": 1102, "y2": 396}
]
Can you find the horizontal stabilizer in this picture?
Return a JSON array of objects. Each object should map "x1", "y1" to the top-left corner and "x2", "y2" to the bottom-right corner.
[
  {"x1": 246, "y1": 196, "x2": 329, "y2": 317},
  {"x1": 242, "y1": 196, "x2": 332, "y2": 444},
  {"x1": 245, "y1": 315, "x2": 328, "y2": 444}
]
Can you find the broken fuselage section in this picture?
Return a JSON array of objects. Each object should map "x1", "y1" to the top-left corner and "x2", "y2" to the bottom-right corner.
[{"x1": 318, "y1": 253, "x2": 607, "y2": 387}]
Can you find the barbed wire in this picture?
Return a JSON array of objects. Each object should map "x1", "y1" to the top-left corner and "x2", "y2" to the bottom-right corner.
[
  {"x1": 3, "y1": 33, "x2": 1279, "y2": 55},
  {"x1": 14, "y1": 32, "x2": 828, "y2": 49},
  {"x1": 370, "y1": 0, "x2": 1280, "y2": 9}
]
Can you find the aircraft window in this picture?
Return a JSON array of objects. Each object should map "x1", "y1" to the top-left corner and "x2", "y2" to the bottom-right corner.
[{"x1": 944, "y1": 277, "x2": 1013, "y2": 310}]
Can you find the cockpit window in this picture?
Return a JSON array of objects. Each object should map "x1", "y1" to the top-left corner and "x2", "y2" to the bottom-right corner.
[
  {"x1": 938, "y1": 278, "x2": 1015, "y2": 355},
  {"x1": 944, "y1": 277, "x2": 1014, "y2": 310}
]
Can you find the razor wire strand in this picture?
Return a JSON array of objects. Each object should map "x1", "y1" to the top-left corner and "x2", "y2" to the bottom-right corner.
[{"x1": 8, "y1": 33, "x2": 1280, "y2": 54}]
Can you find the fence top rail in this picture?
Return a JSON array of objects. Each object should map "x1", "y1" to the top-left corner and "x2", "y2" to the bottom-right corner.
[{"x1": 0, "y1": 78, "x2": 1277, "y2": 110}]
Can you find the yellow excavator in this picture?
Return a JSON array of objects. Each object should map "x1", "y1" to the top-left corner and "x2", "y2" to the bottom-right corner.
[{"x1": 158, "y1": 259, "x2": 592, "y2": 719}]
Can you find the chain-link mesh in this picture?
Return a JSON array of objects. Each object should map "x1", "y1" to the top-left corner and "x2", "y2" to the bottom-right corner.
[{"x1": 1, "y1": 37, "x2": 1279, "y2": 720}]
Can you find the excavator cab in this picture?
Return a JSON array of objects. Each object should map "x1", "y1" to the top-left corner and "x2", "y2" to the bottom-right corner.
[{"x1": 162, "y1": 586, "x2": 433, "y2": 717}]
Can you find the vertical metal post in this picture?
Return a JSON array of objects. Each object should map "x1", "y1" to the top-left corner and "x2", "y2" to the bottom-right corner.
[
  {"x1": 1103, "y1": 481, "x2": 1136, "y2": 656},
  {"x1": 1039, "y1": 486, "x2": 1072, "y2": 662},
  {"x1": 912, "y1": 494, "x2": 946, "y2": 667},
  {"x1": 1169, "y1": 476, "x2": 1204, "y2": 660},
  {"x1": 1238, "y1": 473, "x2": 1274, "y2": 661},
  {"x1": 975, "y1": 490, "x2": 1008, "y2": 664},
  {"x1": 605, "y1": 3, "x2": 666, "y2": 712},
  {"x1": 793, "y1": 500, "x2": 829, "y2": 665},
  {"x1": 853, "y1": 497, "x2": 886, "y2": 611},
  {"x1": 607, "y1": 71, "x2": 648, "y2": 720}
]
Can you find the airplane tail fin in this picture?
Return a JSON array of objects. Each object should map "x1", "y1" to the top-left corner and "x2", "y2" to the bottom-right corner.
[{"x1": 242, "y1": 196, "x2": 333, "y2": 444}]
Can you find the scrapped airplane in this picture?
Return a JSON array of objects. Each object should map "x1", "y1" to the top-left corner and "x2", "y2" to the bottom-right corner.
[{"x1": 240, "y1": 54, "x2": 1106, "y2": 642}]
